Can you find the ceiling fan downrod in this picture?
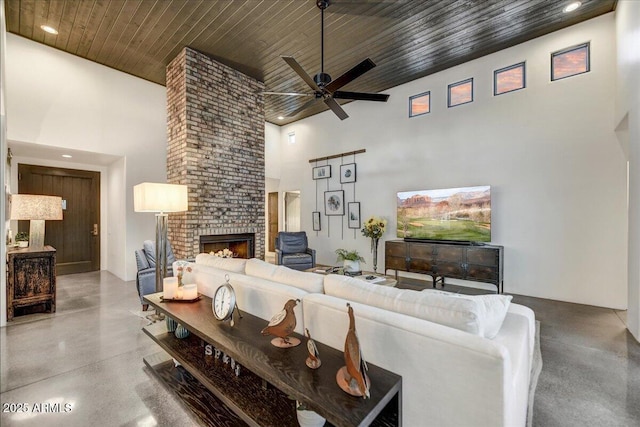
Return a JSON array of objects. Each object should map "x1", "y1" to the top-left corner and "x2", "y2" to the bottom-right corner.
[{"x1": 314, "y1": 0, "x2": 331, "y2": 88}]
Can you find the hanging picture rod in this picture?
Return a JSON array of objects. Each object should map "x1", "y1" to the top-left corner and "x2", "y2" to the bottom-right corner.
[{"x1": 308, "y1": 149, "x2": 366, "y2": 163}]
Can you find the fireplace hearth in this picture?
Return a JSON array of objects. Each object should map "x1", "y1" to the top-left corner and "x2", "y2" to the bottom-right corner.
[{"x1": 199, "y1": 233, "x2": 255, "y2": 259}]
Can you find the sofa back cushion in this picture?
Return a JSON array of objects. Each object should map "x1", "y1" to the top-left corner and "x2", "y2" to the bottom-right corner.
[
  {"x1": 195, "y1": 253, "x2": 247, "y2": 273},
  {"x1": 246, "y1": 258, "x2": 324, "y2": 294},
  {"x1": 323, "y1": 274, "x2": 485, "y2": 336}
]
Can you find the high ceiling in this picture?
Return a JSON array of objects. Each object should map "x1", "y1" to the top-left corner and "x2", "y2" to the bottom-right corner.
[{"x1": 5, "y1": 0, "x2": 616, "y2": 125}]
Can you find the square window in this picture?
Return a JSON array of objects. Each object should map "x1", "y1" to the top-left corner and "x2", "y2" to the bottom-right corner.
[
  {"x1": 409, "y1": 91, "x2": 431, "y2": 117},
  {"x1": 448, "y1": 78, "x2": 473, "y2": 108},
  {"x1": 552, "y1": 43, "x2": 590, "y2": 81},
  {"x1": 494, "y1": 62, "x2": 525, "y2": 96}
]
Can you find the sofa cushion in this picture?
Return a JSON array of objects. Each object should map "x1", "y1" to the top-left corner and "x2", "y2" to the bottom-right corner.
[
  {"x1": 246, "y1": 258, "x2": 323, "y2": 293},
  {"x1": 195, "y1": 253, "x2": 247, "y2": 273},
  {"x1": 323, "y1": 274, "x2": 484, "y2": 336},
  {"x1": 422, "y1": 289, "x2": 513, "y2": 339},
  {"x1": 281, "y1": 253, "x2": 312, "y2": 264}
]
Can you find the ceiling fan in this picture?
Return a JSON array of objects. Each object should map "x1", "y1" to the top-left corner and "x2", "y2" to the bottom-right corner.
[{"x1": 265, "y1": 0, "x2": 390, "y2": 120}]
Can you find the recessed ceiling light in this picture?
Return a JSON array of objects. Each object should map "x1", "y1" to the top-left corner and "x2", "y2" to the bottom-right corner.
[
  {"x1": 563, "y1": 1, "x2": 582, "y2": 13},
  {"x1": 277, "y1": 116, "x2": 284, "y2": 120},
  {"x1": 62, "y1": 154, "x2": 72, "y2": 158},
  {"x1": 40, "y1": 25, "x2": 59, "y2": 35}
]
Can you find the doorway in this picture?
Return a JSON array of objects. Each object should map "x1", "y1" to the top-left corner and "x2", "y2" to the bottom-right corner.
[
  {"x1": 18, "y1": 164, "x2": 100, "y2": 275},
  {"x1": 284, "y1": 191, "x2": 301, "y2": 232},
  {"x1": 268, "y1": 192, "x2": 278, "y2": 252}
]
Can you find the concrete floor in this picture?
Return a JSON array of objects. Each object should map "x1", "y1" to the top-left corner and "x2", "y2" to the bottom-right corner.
[{"x1": 0, "y1": 271, "x2": 639, "y2": 426}]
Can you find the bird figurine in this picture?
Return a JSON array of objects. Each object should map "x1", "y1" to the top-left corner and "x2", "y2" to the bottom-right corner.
[
  {"x1": 337, "y1": 303, "x2": 370, "y2": 398},
  {"x1": 261, "y1": 299, "x2": 301, "y2": 347},
  {"x1": 305, "y1": 328, "x2": 321, "y2": 369}
]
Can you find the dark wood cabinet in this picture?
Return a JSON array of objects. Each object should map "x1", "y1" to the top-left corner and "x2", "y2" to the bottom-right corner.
[
  {"x1": 6, "y1": 246, "x2": 57, "y2": 321},
  {"x1": 385, "y1": 240, "x2": 503, "y2": 293}
]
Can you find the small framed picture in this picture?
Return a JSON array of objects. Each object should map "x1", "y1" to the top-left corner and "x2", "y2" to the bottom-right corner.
[
  {"x1": 312, "y1": 211, "x2": 321, "y2": 231},
  {"x1": 348, "y1": 202, "x2": 360, "y2": 229},
  {"x1": 340, "y1": 163, "x2": 357, "y2": 184},
  {"x1": 324, "y1": 190, "x2": 345, "y2": 216},
  {"x1": 312, "y1": 165, "x2": 331, "y2": 180}
]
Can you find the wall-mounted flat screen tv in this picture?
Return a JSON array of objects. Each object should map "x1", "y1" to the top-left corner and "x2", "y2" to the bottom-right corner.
[{"x1": 397, "y1": 185, "x2": 491, "y2": 242}]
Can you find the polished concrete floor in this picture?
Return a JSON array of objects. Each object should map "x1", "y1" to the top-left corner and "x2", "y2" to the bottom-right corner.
[{"x1": 1, "y1": 271, "x2": 639, "y2": 426}]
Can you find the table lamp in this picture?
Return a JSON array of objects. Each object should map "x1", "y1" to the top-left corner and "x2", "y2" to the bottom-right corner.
[
  {"x1": 134, "y1": 182, "x2": 188, "y2": 319},
  {"x1": 10, "y1": 194, "x2": 63, "y2": 250}
]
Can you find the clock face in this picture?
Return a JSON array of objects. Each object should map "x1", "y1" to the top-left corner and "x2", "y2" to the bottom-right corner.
[{"x1": 213, "y1": 284, "x2": 235, "y2": 321}]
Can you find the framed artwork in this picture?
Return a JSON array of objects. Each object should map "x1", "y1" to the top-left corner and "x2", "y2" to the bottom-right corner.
[
  {"x1": 312, "y1": 211, "x2": 321, "y2": 231},
  {"x1": 340, "y1": 163, "x2": 357, "y2": 184},
  {"x1": 348, "y1": 202, "x2": 361, "y2": 229},
  {"x1": 312, "y1": 165, "x2": 331, "y2": 180},
  {"x1": 324, "y1": 190, "x2": 345, "y2": 216}
]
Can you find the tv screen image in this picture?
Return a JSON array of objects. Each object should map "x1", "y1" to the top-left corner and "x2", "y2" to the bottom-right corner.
[{"x1": 397, "y1": 185, "x2": 491, "y2": 242}]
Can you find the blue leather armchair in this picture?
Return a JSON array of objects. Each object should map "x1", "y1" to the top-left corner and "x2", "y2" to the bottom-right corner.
[
  {"x1": 135, "y1": 240, "x2": 176, "y2": 310},
  {"x1": 275, "y1": 231, "x2": 316, "y2": 271}
]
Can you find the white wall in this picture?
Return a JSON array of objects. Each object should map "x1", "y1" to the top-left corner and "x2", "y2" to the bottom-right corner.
[
  {"x1": 0, "y1": 0, "x2": 8, "y2": 327},
  {"x1": 5, "y1": 34, "x2": 167, "y2": 281},
  {"x1": 277, "y1": 14, "x2": 628, "y2": 309},
  {"x1": 616, "y1": 0, "x2": 640, "y2": 340}
]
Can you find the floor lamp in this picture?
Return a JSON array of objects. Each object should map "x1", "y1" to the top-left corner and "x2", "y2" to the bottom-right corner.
[
  {"x1": 10, "y1": 194, "x2": 63, "y2": 250},
  {"x1": 134, "y1": 183, "x2": 188, "y2": 321}
]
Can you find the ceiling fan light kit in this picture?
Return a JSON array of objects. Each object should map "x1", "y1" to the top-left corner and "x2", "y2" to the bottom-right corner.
[{"x1": 270, "y1": 0, "x2": 389, "y2": 120}]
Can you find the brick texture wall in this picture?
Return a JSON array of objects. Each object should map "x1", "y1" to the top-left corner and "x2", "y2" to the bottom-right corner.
[{"x1": 166, "y1": 47, "x2": 265, "y2": 260}]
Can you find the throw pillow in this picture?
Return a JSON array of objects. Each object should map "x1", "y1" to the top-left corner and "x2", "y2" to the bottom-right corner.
[
  {"x1": 422, "y1": 289, "x2": 513, "y2": 339},
  {"x1": 324, "y1": 275, "x2": 485, "y2": 336}
]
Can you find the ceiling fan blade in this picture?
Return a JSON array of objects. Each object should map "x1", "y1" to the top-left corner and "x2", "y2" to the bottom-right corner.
[
  {"x1": 333, "y1": 91, "x2": 389, "y2": 102},
  {"x1": 282, "y1": 56, "x2": 322, "y2": 92},
  {"x1": 263, "y1": 91, "x2": 314, "y2": 97},
  {"x1": 287, "y1": 97, "x2": 322, "y2": 117},
  {"x1": 324, "y1": 97, "x2": 349, "y2": 120},
  {"x1": 325, "y1": 58, "x2": 376, "y2": 93}
]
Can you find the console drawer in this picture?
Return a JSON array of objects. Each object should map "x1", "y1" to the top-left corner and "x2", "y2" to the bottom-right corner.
[
  {"x1": 466, "y1": 264, "x2": 499, "y2": 282},
  {"x1": 467, "y1": 248, "x2": 499, "y2": 265}
]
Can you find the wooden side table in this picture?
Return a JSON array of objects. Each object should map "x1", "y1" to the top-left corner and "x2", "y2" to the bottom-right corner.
[{"x1": 6, "y1": 246, "x2": 57, "y2": 321}]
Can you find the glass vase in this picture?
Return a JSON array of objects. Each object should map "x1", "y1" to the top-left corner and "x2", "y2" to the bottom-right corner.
[{"x1": 372, "y1": 238, "x2": 379, "y2": 273}]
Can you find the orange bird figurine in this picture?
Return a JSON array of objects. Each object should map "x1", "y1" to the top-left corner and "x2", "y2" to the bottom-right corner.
[
  {"x1": 305, "y1": 328, "x2": 321, "y2": 369},
  {"x1": 337, "y1": 303, "x2": 370, "y2": 398},
  {"x1": 261, "y1": 299, "x2": 301, "y2": 347}
]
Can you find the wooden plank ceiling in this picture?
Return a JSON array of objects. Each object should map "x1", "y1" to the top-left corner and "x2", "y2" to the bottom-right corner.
[{"x1": 5, "y1": 0, "x2": 616, "y2": 125}]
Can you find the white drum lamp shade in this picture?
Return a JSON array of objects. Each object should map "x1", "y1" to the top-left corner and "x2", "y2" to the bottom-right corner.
[
  {"x1": 10, "y1": 194, "x2": 64, "y2": 250},
  {"x1": 134, "y1": 183, "x2": 188, "y2": 213}
]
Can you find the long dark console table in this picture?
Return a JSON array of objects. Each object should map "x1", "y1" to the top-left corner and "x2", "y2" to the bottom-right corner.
[
  {"x1": 385, "y1": 240, "x2": 504, "y2": 293},
  {"x1": 143, "y1": 293, "x2": 402, "y2": 427}
]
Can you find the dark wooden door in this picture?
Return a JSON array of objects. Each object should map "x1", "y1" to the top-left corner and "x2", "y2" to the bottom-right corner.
[
  {"x1": 268, "y1": 192, "x2": 278, "y2": 252},
  {"x1": 18, "y1": 164, "x2": 100, "y2": 275}
]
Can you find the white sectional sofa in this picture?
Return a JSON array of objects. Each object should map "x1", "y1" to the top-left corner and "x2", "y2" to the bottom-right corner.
[{"x1": 179, "y1": 254, "x2": 536, "y2": 427}]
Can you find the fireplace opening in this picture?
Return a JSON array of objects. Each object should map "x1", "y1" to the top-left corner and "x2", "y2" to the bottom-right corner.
[{"x1": 199, "y1": 233, "x2": 255, "y2": 259}]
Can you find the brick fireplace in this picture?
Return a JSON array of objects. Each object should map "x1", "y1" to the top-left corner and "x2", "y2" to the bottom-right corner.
[{"x1": 166, "y1": 47, "x2": 265, "y2": 260}]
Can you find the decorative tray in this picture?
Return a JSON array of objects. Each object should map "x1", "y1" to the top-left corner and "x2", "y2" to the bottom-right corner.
[{"x1": 160, "y1": 294, "x2": 202, "y2": 303}]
